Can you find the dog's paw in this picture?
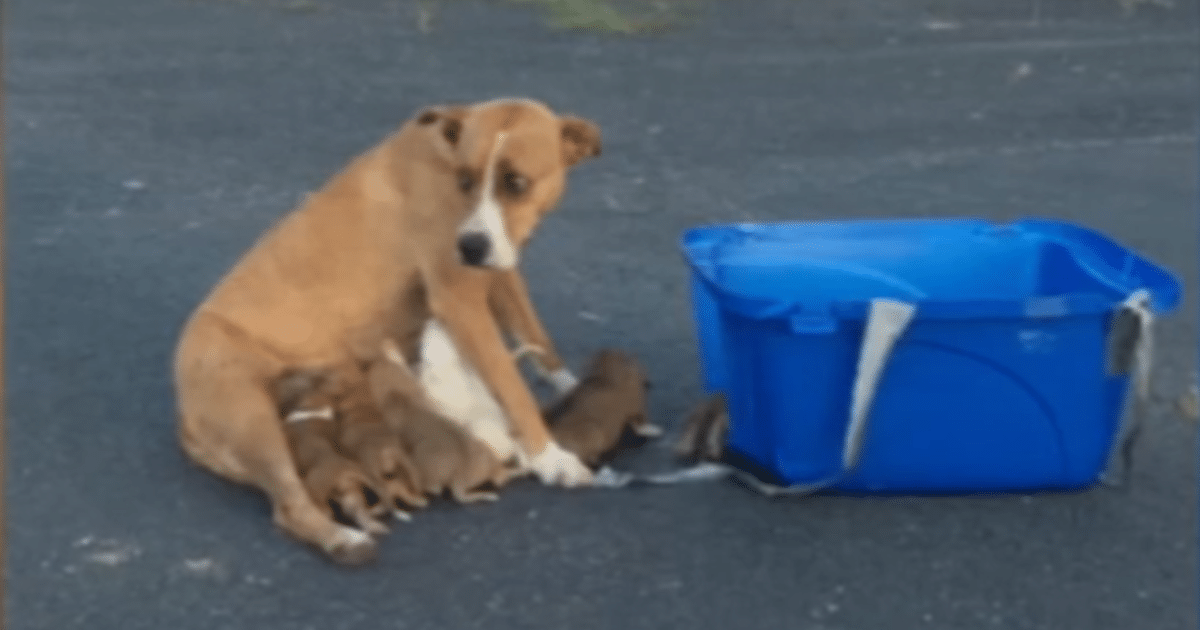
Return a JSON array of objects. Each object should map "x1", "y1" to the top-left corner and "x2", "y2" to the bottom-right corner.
[
  {"x1": 529, "y1": 442, "x2": 593, "y2": 488},
  {"x1": 632, "y1": 423, "x2": 665, "y2": 438},
  {"x1": 542, "y1": 367, "x2": 580, "y2": 396},
  {"x1": 324, "y1": 527, "x2": 378, "y2": 567}
]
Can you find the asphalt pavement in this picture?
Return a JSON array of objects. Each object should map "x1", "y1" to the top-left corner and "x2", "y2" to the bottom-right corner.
[{"x1": 5, "y1": 0, "x2": 1198, "y2": 628}]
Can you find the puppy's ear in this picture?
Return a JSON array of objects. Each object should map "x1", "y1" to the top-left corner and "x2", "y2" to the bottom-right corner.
[
  {"x1": 560, "y1": 116, "x2": 602, "y2": 167},
  {"x1": 415, "y1": 105, "x2": 469, "y2": 147}
]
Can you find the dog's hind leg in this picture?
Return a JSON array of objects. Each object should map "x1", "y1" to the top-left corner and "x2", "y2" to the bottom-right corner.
[{"x1": 175, "y1": 315, "x2": 378, "y2": 566}]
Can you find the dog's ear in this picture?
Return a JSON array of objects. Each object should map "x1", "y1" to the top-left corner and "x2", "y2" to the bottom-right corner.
[
  {"x1": 415, "y1": 105, "x2": 469, "y2": 147},
  {"x1": 560, "y1": 116, "x2": 602, "y2": 167}
]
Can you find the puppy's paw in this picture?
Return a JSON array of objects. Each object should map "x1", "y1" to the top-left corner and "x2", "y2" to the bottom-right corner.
[
  {"x1": 356, "y1": 516, "x2": 390, "y2": 537},
  {"x1": 324, "y1": 527, "x2": 378, "y2": 567},
  {"x1": 453, "y1": 489, "x2": 500, "y2": 504},
  {"x1": 529, "y1": 442, "x2": 593, "y2": 488}
]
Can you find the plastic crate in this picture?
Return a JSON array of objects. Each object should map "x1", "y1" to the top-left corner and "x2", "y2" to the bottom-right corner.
[{"x1": 682, "y1": 218, "x2": 1181, "y2": 494}]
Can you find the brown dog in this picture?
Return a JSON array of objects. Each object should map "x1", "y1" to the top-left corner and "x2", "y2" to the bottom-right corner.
[
  {"x1": 173, "y1": 98, "x2": 602, "y2": 564},
  {"x1": 543, "y1": 350, "x2": 662, "y2": 468},
  {"x1": 268, "y1": 370, "x2": 391, "y2": 537},
  {"x1": 366, "y1": 343, "x2": 521, "y2": 503}
]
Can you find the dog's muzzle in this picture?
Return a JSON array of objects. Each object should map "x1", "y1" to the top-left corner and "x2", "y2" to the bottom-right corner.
[{"x1": 457, "y1": 232, "x2": 491, "y2": 267}]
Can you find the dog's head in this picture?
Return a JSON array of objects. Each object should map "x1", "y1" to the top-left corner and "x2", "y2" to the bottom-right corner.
[{"x1": 410, "y1": 98, "x2": 602, "y2": 270}]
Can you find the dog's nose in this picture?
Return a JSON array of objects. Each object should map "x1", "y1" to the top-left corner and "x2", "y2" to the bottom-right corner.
[{"x1": 457, "y1": 232, "x2": 491, "y2": 266}]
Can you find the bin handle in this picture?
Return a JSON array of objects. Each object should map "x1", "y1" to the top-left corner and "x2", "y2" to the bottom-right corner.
[
  {"x1": 733, "y1": 297, "x2": 917, "y2": 495},
  {"x1": 1100, "y1": 289, "x2": 1154, "y2": 488}
]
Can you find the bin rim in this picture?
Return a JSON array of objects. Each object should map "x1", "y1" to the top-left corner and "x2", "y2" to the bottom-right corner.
[{"x1": 679, "y1": 216, "x2": 1182, "y2": 324}]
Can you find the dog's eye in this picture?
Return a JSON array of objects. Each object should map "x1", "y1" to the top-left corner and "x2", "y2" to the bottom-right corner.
[
  {"x1": 501, "y1": 171, "x2": 528, "y2": 195},
  {"x1": 458, "y1": 171, "x2": 474, "y2": 193}
]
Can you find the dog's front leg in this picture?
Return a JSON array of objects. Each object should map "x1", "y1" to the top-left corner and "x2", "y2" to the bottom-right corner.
[
  {"x1": 431, "y1": 285, "x2": 593, "y2": 488},
  {"x1": 489, "y1": 269, "x2": 579, "y2": 395}
]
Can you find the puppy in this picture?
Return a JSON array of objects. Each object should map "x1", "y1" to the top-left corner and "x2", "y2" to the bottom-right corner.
[
  {"x1": 269, "y1": 369, "x2": 390, "y2": 536},
  {"x1": 542, "y1": 350, "x2": 662, "y2": 468},
  {"x1": 674, "y1": 393, "x2": 728, "y2": 464},
  {"x1": 367, "y1": 343, "x2": 522, "y2": 504},
  {"x1": 332, "y1": 371, "x2": 430, "y2": 519}
]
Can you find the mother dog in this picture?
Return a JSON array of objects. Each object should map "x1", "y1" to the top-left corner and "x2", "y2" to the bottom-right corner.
[{"x1": 173, "y1": 98, "x2": 602, "y2": 564}]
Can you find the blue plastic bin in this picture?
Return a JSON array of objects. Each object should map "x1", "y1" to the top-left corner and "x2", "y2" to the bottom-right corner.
[{"x1": 682, "y1": 218, "x2": 1181, "y2": 494}]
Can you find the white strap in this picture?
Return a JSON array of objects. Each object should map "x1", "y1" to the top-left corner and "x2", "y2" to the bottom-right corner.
[
  {"x1": 511, "y1": 343, "x2": 546, "y2": 362},
  {"x1": 845, "y1": 299, "x2": 918, "y2": 469},
  {"x1": 1128, "y1": 289, "x2": 1154, "y2": 401},
  {"x1": 284, "y1": 407, "x2": 335, "y2": 424},
  {"x1": 1101, "y1": 289, "x2": 1154, "y2": 487}
]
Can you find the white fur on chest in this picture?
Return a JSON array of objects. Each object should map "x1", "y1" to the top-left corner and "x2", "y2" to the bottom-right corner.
[{"x1": 414, "y1": 320, "x2": 524, "y2": 463}]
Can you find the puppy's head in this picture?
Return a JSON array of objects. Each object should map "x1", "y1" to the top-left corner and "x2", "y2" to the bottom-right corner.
[
  {"x1": 584, "y1": 349, "x2": 660, "y2": 433},
  {"x1": 411, "y1": 98, "x2": 602, "y2": 270},
  {"x1": 586, "y1": 349, "x2": 647, "y2": 391},
  {"x1": 270, "y1": 368, "x2": 337, "y2": 417}
]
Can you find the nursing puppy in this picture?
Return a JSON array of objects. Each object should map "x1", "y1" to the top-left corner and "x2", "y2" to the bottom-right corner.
[
  {"x1": 367, "y1": 342, "x2": 522, "y2": 503},
  {"x1": 543, "y1": 350, "x2": 662, "y2": 467},
  {"x1": 174, "y1": 98, "x2": 601, "y2": 564},
  {"x1": 329, "y1": 368, "x2": 430, "y2": 518},
  {"x1": 269, "y1": 369, "x2": 391, "y2": 537}
]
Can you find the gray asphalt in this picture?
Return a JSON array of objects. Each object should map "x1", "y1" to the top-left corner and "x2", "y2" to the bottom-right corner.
[{"x1": 5, "y1": 0, "x2": 1198, "y2": 628}]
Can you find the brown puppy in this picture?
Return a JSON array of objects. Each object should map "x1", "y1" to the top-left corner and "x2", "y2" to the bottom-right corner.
[
  {"x1": 269, "y1": 353, "x2": 427, "y2": 521},
  {"x1": 366, "y1": 344, "x2": 521, "y2": 503},
  {"x1": 268, "y1": 370, "x2": 390, "y2": 537},
  {"x1": 313, "y1": 362, "x2": 430, "y2": 519},
  {"x1": 173, "y1": 98, "x2": 601, "y2": 564},
  {"x1": 543, "y1": 350, "x2": 662, "y2": 468}
]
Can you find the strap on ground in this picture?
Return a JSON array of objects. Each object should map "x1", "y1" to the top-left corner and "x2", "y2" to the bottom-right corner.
[{"x1": 591, "y1": 298, "x2": 918, "y2": 496}]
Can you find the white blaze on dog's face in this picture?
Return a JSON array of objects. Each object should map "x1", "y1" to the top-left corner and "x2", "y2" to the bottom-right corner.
[{"x1": 414, "y1": 99, "x2": 602, "y2": 270}]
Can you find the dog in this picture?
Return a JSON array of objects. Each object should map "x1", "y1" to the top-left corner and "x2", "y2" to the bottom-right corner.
[
  {"x1": 173, "y1": 98, "x2": 602, "y2": 564},
  {"x1": 268, "y1": 369, "x2": 392, "y2": 537},
  {"x1": 367, "y1": 341, "x2": 523, "y2": 504},
  {"x1": 542, "y1": 350, "x2": 662, "y2": 467}
]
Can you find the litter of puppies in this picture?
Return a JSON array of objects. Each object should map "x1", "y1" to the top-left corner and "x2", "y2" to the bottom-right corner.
[{"x1": 264, "y1": 343, "x2": 665, "y2": 553}]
